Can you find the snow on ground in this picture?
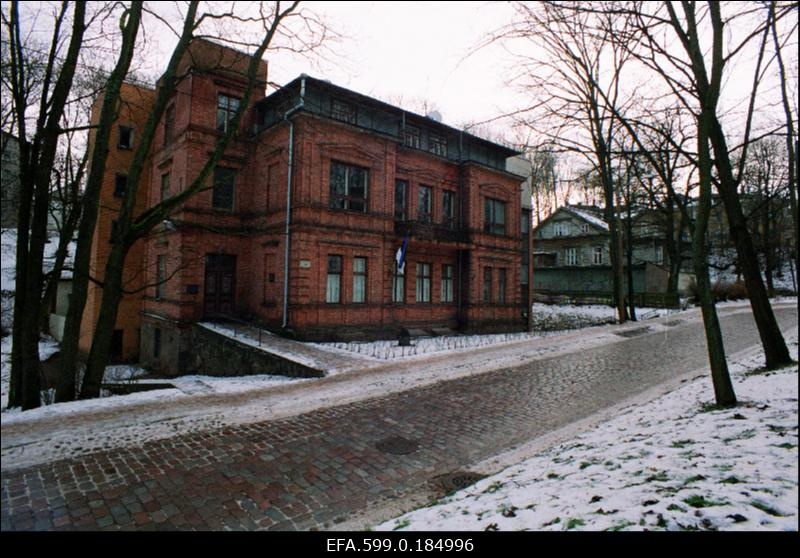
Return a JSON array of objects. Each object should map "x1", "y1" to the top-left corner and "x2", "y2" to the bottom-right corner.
[
  {"x1": 375, "y1": 331, "x2": 799, "y2": 532},
  {"x1": 311, "y1": 304, "x2": 676, "y2": 362}
]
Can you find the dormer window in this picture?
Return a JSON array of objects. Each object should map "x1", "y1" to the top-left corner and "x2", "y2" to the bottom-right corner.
[
  {"x1": 429, "y1": 133, "x2": 447, "y2": 157},
  {"x1": 403, "y1": 126, "x2": 420, "y2": 149},
  {"x1": 331, "y1": 99, "x2": 356, "y2": 124},
  {"x1": 217, "y1": 94, "x2": 241, "y2": 133},
  {"x1": 554, "y1": 222, "x2": 569, "y2": 237}
]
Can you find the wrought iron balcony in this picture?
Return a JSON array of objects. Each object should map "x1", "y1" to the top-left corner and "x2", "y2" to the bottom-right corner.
[{"x1": 394, "y1": 220, "x2": 468, "y2": 243}]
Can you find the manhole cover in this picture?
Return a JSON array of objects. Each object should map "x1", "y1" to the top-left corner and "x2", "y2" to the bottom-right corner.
[
  {"x1": 376, "y1": 435, "x2": 419, "y2": 455},
  {"x1": 614, "y1": 326, "x2": 652, "y2": 338},
  {"x1": 434, "y1": 471, "x2": 486, "y2": 494}
]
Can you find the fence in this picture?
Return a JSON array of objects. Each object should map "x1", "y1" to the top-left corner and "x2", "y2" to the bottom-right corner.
[{"x1": 534, "y1": 290, "x2": 680, "y2": 308}]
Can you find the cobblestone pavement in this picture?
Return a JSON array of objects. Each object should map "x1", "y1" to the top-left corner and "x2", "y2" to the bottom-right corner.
[{"x1": 1, "y1": 307, "x2": 796, "y2": 531}]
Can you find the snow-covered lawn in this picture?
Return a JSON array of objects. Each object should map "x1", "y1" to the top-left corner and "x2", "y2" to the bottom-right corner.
[{"x1": 375, "y1": 332, "x2": 799, "y2": 532}]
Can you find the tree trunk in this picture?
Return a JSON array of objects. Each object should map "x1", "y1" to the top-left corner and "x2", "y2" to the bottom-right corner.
[
  {"x1": 708, "y1": 119, "x2": 792, "y2": 369},
  {"x1": 626, "y1": 209, "x2": 637, "y2": 320},
  {"x1": 696, "y1": 111, "x2": 736, "y2": 407},
  {"x1": 79, "y1": 241, "x2": 129, "y2": 399},
  {"x1": 56, "y1": 3, "x2": 143, "y2": 403}
]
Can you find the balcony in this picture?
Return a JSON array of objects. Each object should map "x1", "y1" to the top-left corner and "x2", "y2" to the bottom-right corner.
[{"x1": 394, "y1": 220, "x2": 468, "y2": 244}]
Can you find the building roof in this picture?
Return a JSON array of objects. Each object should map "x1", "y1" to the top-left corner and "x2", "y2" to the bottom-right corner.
[{"x1": 257, "y1": 74, "x2": 521, "y2": 160}]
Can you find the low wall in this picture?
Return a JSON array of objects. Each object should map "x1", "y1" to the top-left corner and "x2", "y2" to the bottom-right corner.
[{"x1": 189, "y1": 324, "x2": 324, "y2": 378}]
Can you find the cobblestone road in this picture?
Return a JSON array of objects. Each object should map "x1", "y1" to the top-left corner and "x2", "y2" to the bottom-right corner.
[{"x1": 1, "y1": 307, "x2": 796, "y2": 531}]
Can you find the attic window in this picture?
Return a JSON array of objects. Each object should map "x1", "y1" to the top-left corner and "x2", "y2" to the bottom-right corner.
[
  {"x1": 554, "y1": 222, "x2": 568, "y2": 237},
  {"x1": 429, "y1": 133, "x2": 447, "y2": 157},
  {"x1": 403, "y1": 126, "x2": 420, "y2": 149},
  {"x1": 580, "y1": 223, "x2": 589, "y2": 234},
  {"x1": 331, "y1": 99, "x2": 356, "y2": 124}
]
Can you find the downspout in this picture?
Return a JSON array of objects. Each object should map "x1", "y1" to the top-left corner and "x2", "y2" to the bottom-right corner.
[
  {"x1": 457, "y1": 130, "x2": 464, "y2": 328},
  {"x1": 282, "y1": 76, "x2": 306, "y2": 330}
]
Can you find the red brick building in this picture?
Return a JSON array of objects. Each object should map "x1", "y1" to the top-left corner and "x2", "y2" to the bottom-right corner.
[{"x1": 89, "y1": 40, "x2": 526, "y2": 373}]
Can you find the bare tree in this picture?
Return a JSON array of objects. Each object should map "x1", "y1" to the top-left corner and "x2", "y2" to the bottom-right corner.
[
  {"x1": 490, "y1": 1, "x2": 633, "y2": 322},
  {"x1": 657, "y1": 1, "x2": 793, "y2": 370},
  {"x1": 3, "y1": 0, "x2": 87, "y2": 409},
  {"x1": 66, "y1": 1, "x2": 331, "y2": 400}
]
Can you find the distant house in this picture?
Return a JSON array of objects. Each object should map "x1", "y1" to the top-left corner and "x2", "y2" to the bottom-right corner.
[{"x1": 531, "y1": 204, "x2": 690, "y2": 304}]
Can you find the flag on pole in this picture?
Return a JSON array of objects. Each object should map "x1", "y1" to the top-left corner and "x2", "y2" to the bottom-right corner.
[{"x1": 395, "y1": 236, "x2": 408, "y2": 274}]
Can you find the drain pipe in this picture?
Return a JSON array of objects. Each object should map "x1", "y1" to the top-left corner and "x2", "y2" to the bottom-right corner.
[{"x1": 282, "y1": 76, "x2": 306, "y2": 330}]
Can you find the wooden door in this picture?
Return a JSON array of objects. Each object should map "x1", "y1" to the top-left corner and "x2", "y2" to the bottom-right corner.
[{"x1": 204, "y1": 254, "x2": 237, "y2": 318}]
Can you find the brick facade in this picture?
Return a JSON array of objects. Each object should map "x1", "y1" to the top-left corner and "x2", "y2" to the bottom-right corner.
[{"x1": 89, "y1": 39, "x2": 525, "y2": 373}]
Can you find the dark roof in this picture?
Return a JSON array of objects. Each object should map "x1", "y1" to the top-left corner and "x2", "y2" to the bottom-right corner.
[{"x1": 258, "y1": 74, "x2": 521, "y2": 159}]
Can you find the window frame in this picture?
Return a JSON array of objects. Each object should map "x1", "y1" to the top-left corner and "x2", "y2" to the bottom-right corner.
[
  {"x1": 415, "y1": 262, "x2": 432, "y2": 303},
  {"x1": 160, "y1": 172, "x2": 170, "y2": 202},
  {"x1": 392, "y1": 265, "x2": 405, "y2": 303},
  {"x1": 156, "y1": 255, "x2": 167, "y2": 300},
  {"x1": 216, "y1": 93, "x2": 241, "y2": 133},
  {"x1": 441, "y1": 264, "x2": 454, "y2": 303},
  {"x1": 352, "y1": 256, "x2": 367, "y2": 303},
  {"x1": 329, "y1": 160, "x2": 369, "y2": 212},
  {"x1": 326, "y1": 255, "x2": 343, "y2": 304},
  {"x1": 114, "y1": 173, "x2": 128, "y2": 197},
  {"x1": 395, "y1": 180, "x2": 408, "y2": 220},
  {"x1": 429, "y1": 133, "x2": 447, "y2": 157},
  {"x1": 484, "y1": 198, "x2": 507, "y2": 235},
  {"x1": 565, "y1": 247, "x2": 578, "y2": 266},
  {"x1": 418, "y1": 185, "x2": 432, "y2": 223},
  {"x1": 331, "y1": 98, "x2": 357, "y2": 124},
  {"x1": 118, "y1": 125, "x2": 133, "y2": 150},
  {"x1": 403, "y1": 126, "x2": 421, "y2": 149},
  {"x1": 592, "y1": 246, "x2": 603, "y2": 265},
  {"x1": 212, "y1": 166, "x2": 236, "y2": 211},
  {"x1": 483, "y1": 266, "x2": 492, "y2": 303},
  {"x1": 442, "y1": 190, "x2": 456, "y2": 229},
  {"x1": 164, "y1": 104, "x2": 175, "y2": 146}
]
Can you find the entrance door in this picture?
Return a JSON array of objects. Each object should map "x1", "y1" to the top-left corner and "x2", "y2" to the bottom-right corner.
[{"x1": 204, "y1": 254, "x2": 237, "y2": 318}]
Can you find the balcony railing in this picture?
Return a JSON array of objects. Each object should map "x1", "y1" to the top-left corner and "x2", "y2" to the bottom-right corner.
[{"x1": 394, "y1": 220, "x2": 468, "y2": 243}]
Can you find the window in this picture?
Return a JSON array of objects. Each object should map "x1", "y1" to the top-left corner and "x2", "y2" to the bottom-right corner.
[
  {"x1": 331, "y1": 99, "x2": 356, "y2": 124},
  {"x1": 164, "y1": 104, "x2": 175, "y2": 146},
  {"x1": 217, "y1": 94, "x2": 241, "y2": 133},
  {"x1": 153, "y1": 328, "x2": 162, "y2": 359},
  {"x1": 416, "y1": 262, "x2": 431, "y2": 303},
  {"x1": 418, "y1": 185, "x2": 432, "y2": 223},
  {"x1": 395, "y1": 180, "x2": 408, "y2": 220},
  {"x1": 403, "y1": 126, "x2": 420, "y2": 149},
  {"x1": 392, "y1": 265, "x2": 405, "y2": 303},
  {"x1": 442, "y1": 191, "x2": 456, "y2": 229},
  {"x1": 655, "y1": 245, "x2": 664, "y2": 265},
  {"x1": 429, "y1": 133, "x2": 447, "y2": 156},
  {"x1": 580, "y1": 223, "x2": 590, "y2": 234},
  {"x1": 118, "y1": 126, "x2": 133, "y2": 149},
  {"x1": 114, "y1": 174, "x2": 128, "y2": 197},
  {"x1": 483, "y1": 267, "x2": 492, "y2": 303},
  {"x1": 498, "y1": 268, "x2": 507, "y2": 303},
  {"x1": 441, "y1": 264, "x2": 454, "y2": 303},
  {"x1": 484, "y1": 198, "x2": 506, "y2": 235},
  {"x1": 565, "y1": 248, "x2": 578, "y2": 266},
  {"x1": 554, "y1": 222, "x2": 569, "y2": 237},
  {"x1": 156, "y1": 255, "x2": 167, "y2": 299},
  {"x1": 326, "y1": 256, "x2": 342, "y2": 303},
  {"x1": 330, "y1": 161, "x2": 368, "y2": 212},
  {"x1": 520, "y1": 263, "x2": 529, "y2": 284},
  {"x1": 213, "y1": 167, "x2": 235, "y2": 210},
  {"x1": 353, "y1": 257, "x2": 367, "y2": 303},
  {"x1": 160, "y1": 173, "x2": 170, "y2": 202},
  {"x1": 521, "y1": 209, "x2": 531, "y2": 235},
  {"x1": 593, "y1": 246, "x2": 603, "y2": 265}
]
